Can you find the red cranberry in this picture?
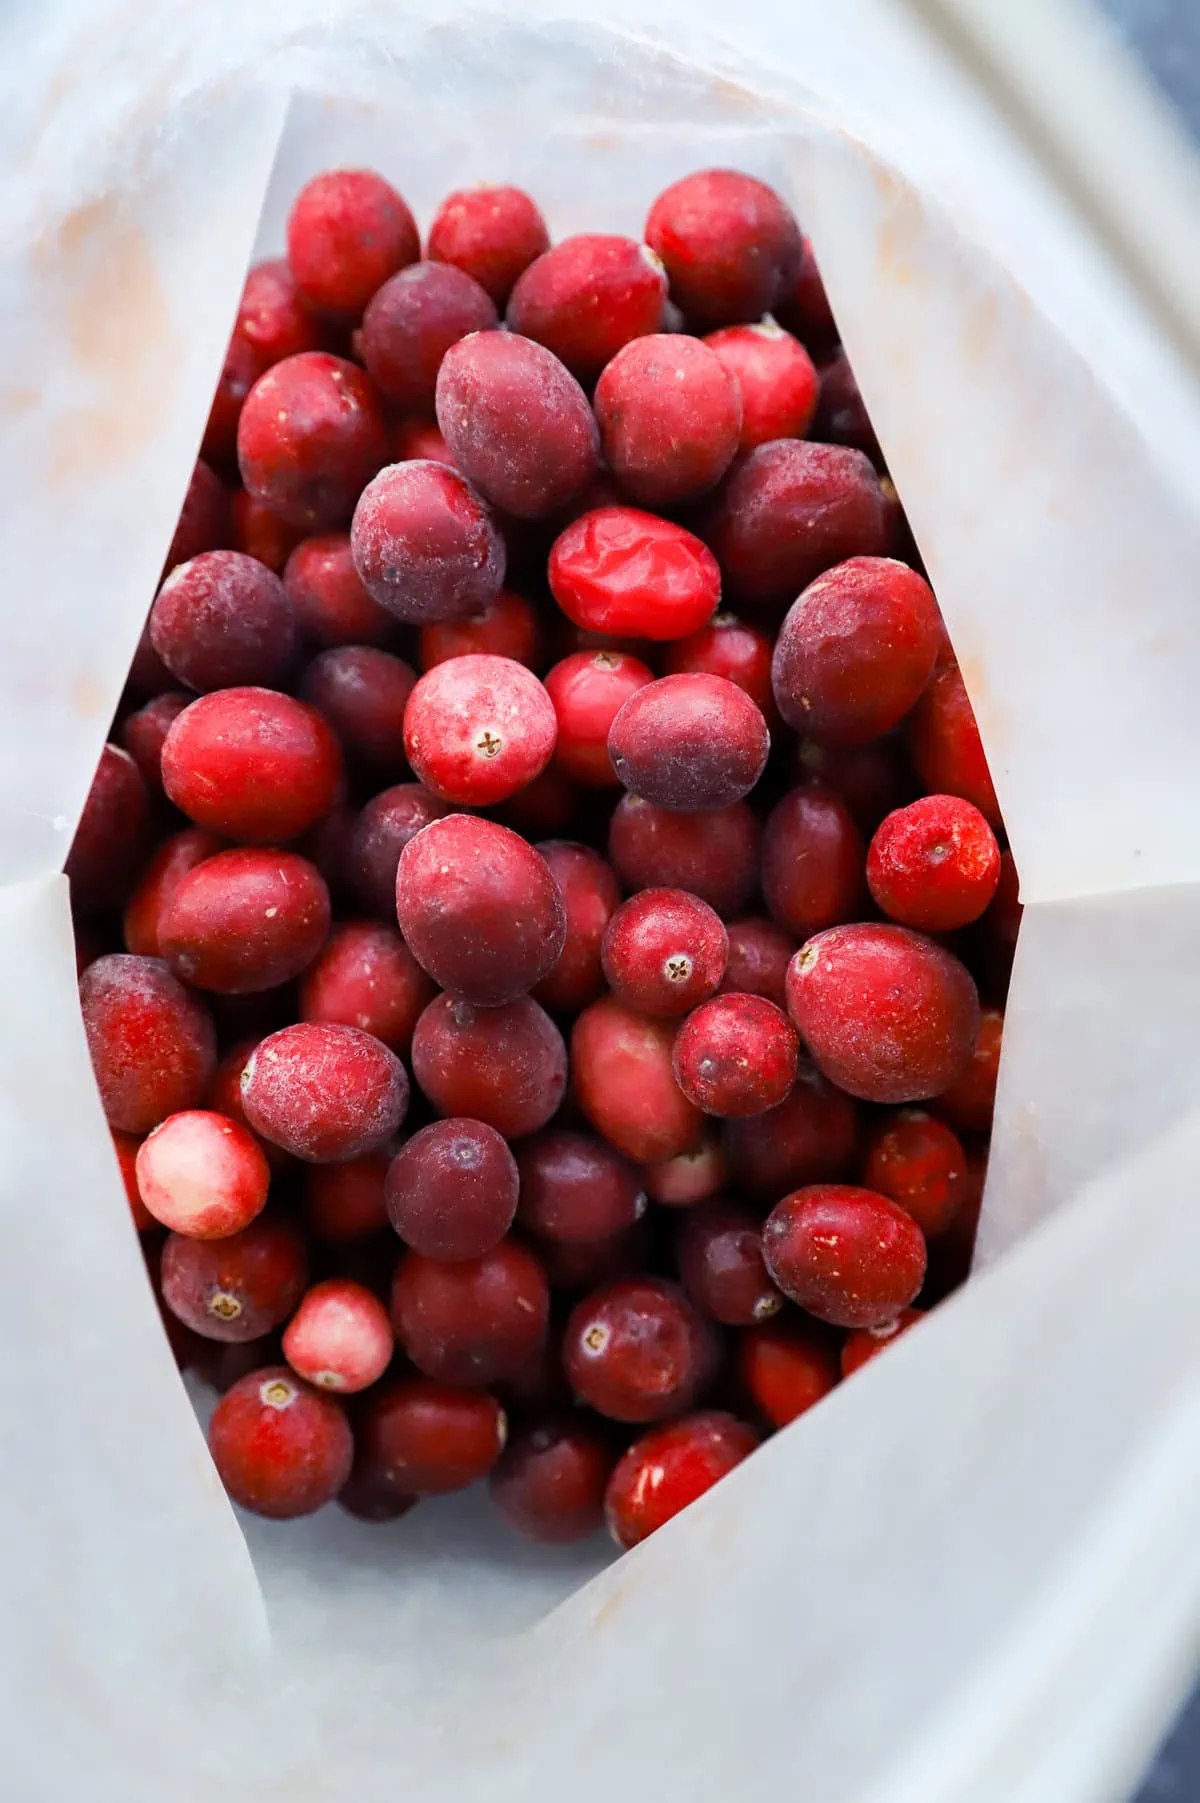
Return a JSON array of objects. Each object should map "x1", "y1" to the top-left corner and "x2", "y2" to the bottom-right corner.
[
  {"x1": 427, "y1": 184, "x2": 550, "y2": 306},
  {"x1": 507, "y1": 235, "x2": 667, "y2": 383},
  {"x1": 136, "y1": 1110, "x2": 269, "y2": 1238},
  {"x1": 236, "y1": 258, "x2": 322, "y2": 366},
  {"x1": 301, "y1": 646, "x2": 416, "y2": 772},
  {"x1": 538, "y1": 1221, "x2": 651, "y2": 1292},
  {"x1": 515, "y1": 1130, "x2": 646, "y2": 1243},
  {"x1": 609, "y1": 673, "x2": 768, "y2": 811},
  {"x1": 545, "y1": 650, "x2": 654, "y2": 786},
  {"x1": 411, "y1": 994, "x2": 567, "y2": 1138},
  {"x1": 346, "y1": 783, "x2": 452, "y2": 918},
  {"x1": 776, "y1": 236, "x2": 838, "y2": 352},
  {"x1": 403, "y1": 654, "x2": 555, "y2": 805},
  {"x1": 673, "y1": 993, "x2": 798, "y2": 1117},
  {"x1": 549, "y1": 506, "x2": 720, "y2": 640},
  {"x1": 160, "y1": 1214, "x2": 308, "y2": 1341},
  {"x1": 814, "y1": 349, "x2": 882, "y2": 463},
  {"x1": 283, "y1": 532, "x2": 394, "y2": 647},
  {"x1": 205, "y1": 1037, "x2": 287, "y2": 1168},
  {"x1": 595, "y1": 334, "x2": 740, "y2": 506},
  {"x1": 720, "y1": 917, "x2": 795, "y2": 1008},
  {"x1": 392, "y1": 416, "x2": 458, "y2": 466},
  {"x1": 338, "y1": 1462, "x2": 419, "y2": 1524},
  {"x1": 841, "y1": 1307, "x2": 923, "y2": 1377},
  {"x1": 390, "y1": 1238, "x2": 549, "y2": 1385},
  {"x1": 161, "y1": 687, "x2": 342, "y2": 843},
  {"x1": 606, "y1": 1410, "x2": 758, "y2": 1547},
  {"x1": 203, "y1": 334, "x2": 262, "y2": 469},
  {"x1": 932, "y1": 1007, "x2": 1004, "y2": 1133},
  {"x1": 354, "y1": 1376, "x2": 506, "y2": 1493},
  {"x1": 705, "y1": 320, "x2": 818, "y2": 450},
  {"x1": 663, "y1": 612, "x2": 775, "y2": 720},
  {"x1": 112, "y1": 1130, "x2": 155, "y2": 1231},
  {"x1": 303, "y1": 1154, "x2": 390, "y2": 1244},
  {"x1": 762, "y1": 1184, "x2": 927, "y2": 1327},
  {"x1": 66, "y1": 745, "x2": 151, "y2": 914},
  {"x1": 281, "y1": 1279, "x2": 394, "y2": 1393},
  {"x1": 286, "y1": 169, "x2": 419, "y2": 318},
  {"x1": 386, "y1": 1118, "x2": 519, "y2": 1261},
  {"x1": 867, "y1": 794, "x2": 1001, "y2": 932},
  {"x1": 120, "y1": 692, "x2": 192, "y2": 797},
  {"x1": 230, "y1": 489, "x2": 306, "y2": 572},
  {"x1": 564, "y1": 1276, "x2": 715, "y2": 1423},
  {"x1": 159, "y1": 848, "x2": 330, "y2": 993},
  {"x1": 489, "y1": 1412, "x2": 615, "y2": 1542},
  {"x1": 786, "y1": 922, "x2": 980, "y2": 1103},
  {"x1": 209, "y1": 1366, "x2": 352, "y2": 1517},
  {"x1": 241, "y1": 1022, "x2": 409, "y2": 1162},
  {"x1": 645, "y1": 170, "x2": 801, "y2": 328},
  {"x1": 601, "y1": 888, "x2": 727, "y2": 1018},
  {"x1": 861, "y1": 1110, "x2": 967, "y2": 1237},
  {"x1": 496, "y1": 765, "x2": 581, "y2": 838},
  {"x1": 906, "y1": 662, "x2": 1002, "y2": 829},
  {"x1": 164, "y1": 458, "x2": 230, "y2": 574},
  {"x1": 737, "y1": 1317, "x2": 840, "y2": 1426},
  {"x1": 419, "y1": 589, "x2": 544, "y2": 672},
  {"x1": 123, "y1": 828, "x2": 224, "y2": 959},
  {"x1": 795, "y1": 736, "x2": 910, "y2": 835},
  {"x1": 761, "y1": 786, "x2": 866, "y2": 940},
  {"x1": 150, "y1": 550, "x2": 299, "y2": 692},
  {"x1": 676, "y1": 1202, "x2": 780, "y2": 1325},
  {"x1": 532, "y1": 841, "x2": 621, "y2": 1012},
  {"x1": 643, "y1": 1133, "x2": 726, "y2": 1207},
  {"x1": 608, "y1": 795, "x2": 761, "y2": 918},
  {"x1": 707, "y1": 441, "x2": 887, "y2": 606},
  {"x1": 302, "y1": 913, "x2": 430, "y2": 1041},
  {"x1": 436, "y1": 331, "x2": 599, "y2": 519},
  {"x1": 350, "y1": 460, "x2": 506, "y2": 623},
  {"x1": 723, "y1": 1062, "x2": 859, "y2": 1198},
  {"x1": 361, "y1": 262, "x2": 498, "y2": 411},
  {"x1": 237, "y1": 353, "x2": 387, "y2": 530},
  {"x1": 572, "y1": 996, "x2": 702, "y2": 1163},
  {"x1": 80, "y1": 954, "x2": 216, "y2": 1133}
]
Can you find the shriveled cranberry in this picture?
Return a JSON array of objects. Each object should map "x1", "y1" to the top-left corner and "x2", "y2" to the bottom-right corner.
[
  {"x1": 516, "y1": 1130, "x2": 645, "y2": 1243},
  {"x1": 283, "y1": 532, "x2": 394, "y2": 647},
  {"x1": 390, "y1": 1238, "x2": 549, "y2": 1385},
  {"x1": 720, "y1": 917, "x2": 794, "y2": 1008},
  {"x1": 286, "y1": 169, "x2": 419, "y2": 318},
  {"x1": 724, "y1": 1062, "x2": 859, "y2": 1198},
  {"x1": 411, "y1": 994, "x2": 566, "y2": 1138},
  {"x1": 298, "y1": 920, "x2": 431, "y2": 1054},
  {"x1": 436, "y1": 331, "x2": 599, "y2": 519},
  {"x1": 545, "y1": 650, "x2": 654, "y2": 786},
  {"x1": 427, "y1": 184, "x2": 550, "y2": 306},
  {"x1": 705, "y1": 319, "x2": 818, "y2": 450},
  {"x1": 787, "y1": 922, "x2": 980, "y2": 1103},
  {"x1": 507, "y1": 236, "x2": 667, "y2": 383},
  {"x1": 572, "y1": 996, "x2": 702, "y2": 1163},
  {"x1": 645, "y1": 170, "x2": 801, "y2": 329},
  {"x1": 673, "y1": 993, "x2": 798, "y2": 1118},
  {"x1": 419, "y1": 589, "x2": 544, "y2": 672},
  {"x1": 136, "y1": 1110, "x2": 269, "y2": 1239},
  {"x1": 209, "y1": 1366, "x2": 352, "y2": 1518},
  {"x1": 303, "y1": 1155, "x2": 390, "y2": 1245},
  {"x1": 241, "y1": 1022, "x2": 409, "y2": 1162},
  {"x1": 763, "y1": 1184, "x2": 927, "y2": 1327},
  {"x1": 601, "y1": 888, "x2": 727, "y2": 1018},
  {"x1": 595, "y1": 334, "x2": 740, "y2": 507},
  {"x1": 643, "y1": 1133, "x2": 726, "y2": 1207},
  {"x1": 112, "y1": 1130, "x2": 155, "y2": 1231},
  {"x1": 301, "y1": 646, "x2": 416, "y2": 773},
  {"x1": 386, "y1": 1118, "x2": 518, "y2": 1261},
  {"x1": 281, "y1": 1279, "x2": 394, "y2": 1394},
  {"x1": 737, "y1": 1316, "x2": 840, "y2": 1426},
  {"x1": 355, "y1": 1376, "x2": 506, "y2": 1494},
  {"x1": 160, "y1": 1214, "x2": 308, "y2": 1342},
  {"x1": 230, "y1": 489, "x2": 306, "y2": 572},
  {"x1": 706, "y1": 441, "x2": 887, "y2": 606},
  {"x1": 676, "y1": 1202, "x2": 780, "y2": 1325},
  {"x1": 761, "y1": 785, "x2": 866, "y2": 940},
  {"x1": 161, "y1": 687, "x2": 342, "y2": 844},
  {"x1": 403, "y1": 654, "x2": 555, "y2": 805},
  {"x1": 663, "y1": 612, "x2": 775, "y2": 720},
  {"x1": 795, "y1": 737, "x2": 910, "y2": 835},
  {"x1": 236, "y1": 258, "x2": 322, "y2": 366},
  {"x1": 346, "y1": 783, "x2": 452, "y2": 919},
  {"x1": 906, "y1": 662, "x2": 1002, "y2": 829},
  {"x1": 841, "y1": 1307, "x2": 924, "y2": 1377},
  {"x1": 532, "y1": 842, "x2": 621, "y2": 1012},
  {"x1": 159, "y1": 848, "x2": 329, "y2": 994},
  {"x1": 564, "y1": 1276, "x2": 715, "y2": 1423},
  {"x1": 67, "y1": 745, "x2": 151, "y2": 914},
  {"x1": 606, "y1": 1410, "x2": 758, "y2": 1547},
  {"x1": 351, "y1": 459, "x2": 505, "y2": 624},
  {"x1": 867, "y1": 794, "x2": 1001, "y2": 932},
  {"x1": 608, "y1": 672, "x2": 768, "y2": 812},
  {"x1": 120, "y1": 692, "x2": 192, "y2": 797},
  {"x1": 81, "y1": 954, "x2": 216, "y2": 1133},
  {"x1": 237, "y1": 353, "x2": 387, "y2": 531},
  {"x1": 361, "y1": 261, "x2": 497, "y2": 411},
  {"x1": 814, "y1": 349, "x2": 882, "y2": 463},
  {"x1": 490, "y1": 1412, "x2": 615, "y2": 1542},
  {"x1": 861, "y1": 1110, "x2": 967, "y2": 1238},
  {"x1": 549, "y1": 506, "x2": 720, "y2": 640},
  {"x1": 164, "y1": 458, "x2": 230, "y2": 574},
  {"x1": 932, "y1": 1007, "x2": 1004, "y2": 1133},
  {"x1": 123, "y1": 828, "x2": 224, "y2": 959},
  {"x1": 608, "y1": 795, "x2": 760, "y2": 918},
  {"x1": 150, "y1": 550, "x2": 299, "y2": 692}
]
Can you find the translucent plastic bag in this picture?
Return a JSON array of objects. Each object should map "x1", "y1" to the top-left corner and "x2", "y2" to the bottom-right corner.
[{"x1": 4, "y1": 4, "x2": 1200, "y2": 1800}]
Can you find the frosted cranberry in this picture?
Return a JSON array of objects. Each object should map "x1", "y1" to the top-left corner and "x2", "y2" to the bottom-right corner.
[
  {"x1": 776, "y1": 236, "x2": 838, "y2": 352},
  {"x1": 237, "y1": 353, "x2": 387, "y2": 531},
  {"x1": 356, "y1": 1376, "x2": 506, "y2": 1493},
  {"x1": 707, "y1": 441, "x2": 887, "y2": 606},
  {"x1": 397, "y1": 815, "x2": 564, "y2": 1006},
  {"x1": 299, "y1": 921, "x2": 431, "y2": 1054},
  {"x1": 403, "y1": 655, "x2": 555, "y2": 805},
  {"x1": 346, "y1": 783, "x2": 451, "y2": 919},
  {"x1": 122, "y1": 829, "x2": 223, "y2": 959},
  {"x1": 539, "y1": 1221, "x2": 651, "y2": 1292},
  {"x1": 933, "y1": 1007, "x2": 1004, "y2": 1133},
  {"x1": 674, "y1": 993, "x2": 798, "y2": 1119},
  {"x1": 81, "y1": 954, "x2": 216, "y2": 1133},
  {"x1": 544, "y1": 650, "x2": 653, "y2": 787},
  {"x1": 608, "y1": 795, "x2": 760, "y2": 918},
  {"x1": 737, "y1": 1317, "x2": 840, "y2": 1426},
  {"x1": 763, "y1": 1184, "x2": 926, "y2": 1327},
  {"x1": 609, "y1": 673, "x2": 768, "y2": 812},
  {"x1": 867, "y1": 795, "x2": 1001, "y2": 933},
  {"x1": 595, "y1": 334, "x2": 739, "y2": 507},
  {"x1": 862, "y1": 1109, "x2": 967, "y2": 1237},
  {"x1": 787, "y1": 923, "x2": 980, "y2": 1103},
  {"x1": 351, "y1": 460, "x2": 505, "y2": 623},
  {"x1": 507, "y1": 236, "x2": 666, "y2": 383},
  {"x1": 564, "y1": 1276, "x2": 715, "y2": 1423},
  {"x1": 362, "y1": 263, "x2": 497, "y2": 416},
  {"x1": 724, "y1": 1062, "x2": 859, "y2": 1198},
  {"x1": 572, "y1": 997, "x2": 702, "y2": 1163},
  {"x1": 286, "y1": 169, "x2": 419, "y2": 318},
  {"x1": 136, "y1": 1110, "x2": 269, "y2": 1238},
  {"x1": 162, "y1": 687, "x2": 342, "y2": 843},
  {"x1": 705, "y1": 319, "x2": 818, "y2": 450},
  {"x1": 646, "y1": 170, "x2": 800, "y2": 329},
  {"x1": 419, "y1": 589, "x2": 543, "y2": 672},
  {"x1": 435, "y1": 332, "x2": 599, "y2": 520},
  {"x1": 120, "y1": 692, "x2": 191, "y2": 797},
  {"x1": 761, "y1": 786, "x2": 866, "y2": 940},
  {"x1": 795, "y1": 737, "x2": 909, "y2": 835},
  {"x1": 643, "y1": 1133, "x2": 726, "y2": 1207},
  {"x1": 489, "y1": 1412, "x2": 613, "y2": 1542},
  {"x1": 391, "y1": 1238, "x2": 548, "y2": 1385},
  {"x1": 202, "y1": 334, "x2": 262, "y2": 468},
  {"x1": 236, "y1": 257, "x2": 321, "y2": 365},
  {"x1": 301, "y1": 645, "x2": 416, "y2": 772},
  {"x1": 209, "y1": 1366, "x2": 352, "y2": 1517},
  {"x1": 303, "y1": 1154, "x2": 389, "y2": 1244},
  {"x1": 676, "y1": 1202, "x2": 780, "y2": 1325},
  {"x1": 165, "y1": 458, "x2": 229, "y2": 574},
  {"x1": 663, "y1": 612, "x2": 775, "y2": 719},
  {"x1": 549, "y1": 507, "x2": 719, "y2": 640},
  {"x1": 112, "y1": 1130, "x2": 155, "y2": 1231},
  {"x1": 606, "y1": 1410, "x2": 758, "y2": 1547},
  {"x1": 159, "y1": 849, "x2": 329, "y2": 994},
  {"x1": 906, "y1": 662, "x2": 1002, "y2": 829},
  {"x1": 161, "y1": 1214, "x2": 307, "y2": 1341},
  {"x1": 412, "y1": 994, "x2": 566, "y2": 1137},
  {"x1": 386, "y1": 1118, "x2": 518, "y2": 1261},
  {"x1": 282, "y1": 1278, "x2": 393, "y2": 1393},
  {"x1": 427, "y1": 184, "x2": 549, "y2": 306},
  {"x1": 149, "y1": 550, "x2": 298, "y2": 692},
  {"x1": 282, "y1": 533, "x2": 392, "y2": 646},
  {"x1": 532, "y1": 842, "x2": 621, "y2": 1012},
  {"x1": 242, "y1": 1023, "x2": 408, "y2": 1162},
  {"x1": 720, "y1": 917, "x2": 794, "y2": 1008},
  {"x1": 66, "y1": 745, "x2": 151, "y2": 914},
  {"x1": 602, "y1": 889, "x2": 727, "y2": 1018},
  {"x1": 815, "y1": 349, "x2": 881, "y2": 463},
  {"x1": 516, "y1": 1130, "x2": 645, "y2": 1244},
  {"x1": 841, "y1": 1307, "x2": 924, "y2": 1377}
]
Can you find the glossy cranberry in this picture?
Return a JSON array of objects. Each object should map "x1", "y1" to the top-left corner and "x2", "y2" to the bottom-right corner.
[
  {"x1": 120, "y1": 692, "x2": 192, "y2": 797},
  {"x1": 161, "y1": 687, "x2": 342, "y2": 844},
  {"x1": 572, "y1": 996, "x2": 702, "y2": 1163},
  {"x1": 411, "y1": 994, "x2": 567, "y2": 1138},
  {"x1": 544, "y1": 650, "x2": 654, "y2": 787},
  {"x1": 426, "y1": 184, "x2": 550, "y2": 306},
  {"x1": 286, "y1": 169, "x2": 419, "y2": 318},
  {"x1": 283, "y1": 532, "x2": 394, "y2": 647},
  {"x1": 150, "y1": 550, "x2": 299, "y2": 692},
  {"x1": 237, "y1": 353, "x2": 387, "y2": 531},
  {"x1": 601, "y1": 888, "x2": 727, "y2": 1018},
  {"x1": 705, "y1": 320, "x2": 819, "y2": 450},
  {"x1": 673, "y1": 993, "x2": 798, "y2": 1118},
  {"x1": 489, "y1": 1413, "x2": 615, "y2": 1542},
  {"x1": 403, "y1": 654, "x2": 556, "y2": 805},
  {"x1": 419, "y1": 589, "x2": 544, "y2": 672},
  {"x1": 595, "y1": 334, "x2": 740, "y2": 506},
  {"x1": 301, "y1": 646, "x2": 416, "y2": 773},
  {"x1": 867, "y1": 794, "x2": 1001, "y2": 932},
  {"x1": 507, "y1": 235, "x2": 667, "y2": 383},
  {"x1": 66, "y1": 745, "x2": 151, "y2": 914},
  {"x1": 763, "y1": 1184, "x2": 927, "y2": 1328},
  {"x1": 122, "y1": 828, "x2": 224, "y2": 959},
  {"x1": 761, "y1": 786, "x2": 866, "y2": 940},
  {"x1": 160, "y1": 1214, "x2": 308, "y2": 1341},
  {"x1": 361, "y1": 261, "x2": 498, "y2": 411},
  {"x1": 80, "y1": 954, "x2": 216, "y2": 1134},
  {"x1": 354, "y1": 1377, "x2": 507, "y2": 1494},
  {"x1": 351, "y1": 459, "x2": 506, "y2": 624},
  {"x1": 135, "y1": 1110, "x2": 270, "y2": 1239},
  {"x1": 549, "y1": 506, "x2": 720, "y2": 640},
  {"x1": 515, "y1": 1130, "x2": 646, "y2": 1243},
  {"x1": 663, "y1": 612, "x2": 775, "y2": 720},
  {"x1": 386, "y1": 1118, "x2": 519, "y2": 1261},
  {"x1": 737, "y1": 1317, "x2": 840, "y2": 1426},
  {"x1": 299, "y1": 920, "x2": 432, "y2": 1053},
  {"x1": 906, "y1": 662, "x2": 1002, "y2": 829},
  {"x1": 723, "y1": 1062, "x2": 859, "y2": 1198},
  {"x1": 241, "y1": 1022, "x2": 409, "y2": 1162},
  {"x1": 345, "y1": 783, "x2": 452, "y2": 919},
  {"x1": 645, "y1": 170, "x2": 801, "y2": 328},
  {"x1": 841, "y1": 1308, "x2": 924, "y2": 1377},
  {"x1": 209, "y1": 1366, "x2": 352, "y2": 1518},
  {"x1": 606, "y1": 1410, "x2": 759, "y2": 1548},
  {"x1": 861, "y1": 1109, "x2": 967, "y2": 1238},
  {"x1": 608, "y1": 795, "x2": 761, "y2": 918},
  {"x1": 390, "y1": 1238, "x2": 549, "y2": 1385},
  {"x1": 676, "y1": 1202, "x2": 780, "y2": 1325},
  {"x1": 159, "y1": 848, "x2": 330, "y2": 993},
  {"x1": 564, "y1": 1277, "x2": 715, "y2": 1423},
  {"x1": 932, "y1": 1007, "x2": 1004, "y2": 1134}
]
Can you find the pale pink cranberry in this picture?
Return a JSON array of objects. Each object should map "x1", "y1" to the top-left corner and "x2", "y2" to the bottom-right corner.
[
  {"x1": 135, "y1": 1110, "x2": 270, "y2": 1239},
  {"x1": 282, "y1": 1278, "x2": 394, "y2": 1393}
]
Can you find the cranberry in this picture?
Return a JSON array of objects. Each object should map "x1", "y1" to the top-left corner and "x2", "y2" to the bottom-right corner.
[
  {"x1": 608, "y1": 795, "x2": 761, "y2": 918},
  {"x1": 283, "y1": 532, "x2": 394, "y2": 647},
  {"x1": 346, "y1": 783, "x2": 452, "y2": 919},
  {"x1": 606, "y1": 1409, "x2": 758, "y2": 1548},
  {"x1": 403, "y1": 654, "x2": 555, "y2": 805},
  {"x1": 496, "y1": 765, "x2": 581, "y2": 838},
  {"x1": 795, "y1": 736, "x2": 910, "y2": 835},
  {"x1": 673, "y1": 993, "x2": 798, "y2": 1118},
  {"x1": 205, "y1": 1037, "x2": 288, "y2": 1169},
  {"x1": 392, "y1": 417, "x2": 458, "y2": 466},
  {"x1": 723, "y1": 1062, "x2": 859, "y2": 1198},
  {"x1": 66, "y1": 745, "x2": 151, "y2": 914},
  {"x1": 516, "y1": 1130, "x2": 646, "y2": 1243},
  {"x1": 150, "y1": 550, "x2": 299, "y2": 693},
  {"x1": 230, "y1": 489, "x2": 306, "y2": 572},
  {"x1": 932, "y1": 1007, "x2": 1004, "y2": 1133},
  {"x1": 386, "y1": 1118, "x2": 519, "y2": 1261},
  {"x1": 776, "y1": 236, "x2": 838, "y2": 353},
  {"x1": 841, "y1": 1308, "x2": 924, "y2": 1377},
  {"x1": 120, "y1": 692, "x2": 192, "y2": 797},
  {"x1": 390, "y1": 1238, "x2": 549, "y2": 1385},
  {"x1": 539, "y1": 1221, "x2": 651, "y2": 1292},
  {"x1": 906, "y1": 662, "x2": 1002, "y2": 829},
  {"x1": 298, "y1": 921, "x2": 431, "y2": 1054},
  {"x1": 338, "y1": 1463, "x2": 419, "y2": 1523},
  {"x1": 601, "y1": 888, "x2": 727, "y2": 1018},
  {"x1": 286, "y1": 169, "x2": 419, "y2": 318},
  {"x1": 237, "y1": 353, "x2": 387, "y2": 531},
  {"x1": 80, "y1": 954, "x2": 216, "y2": 1133},
  {"x1": 123, "y1": 828, "x2": 224, "y2": 959},
  {"x1": 564, "y1": 1276, "x2": 715, "y2": 1423},
  {"x1": 643, "y1": 1133, "x2": 726, "y2": 1207},
  {"x1": 676, "y1": 1202, "x2": 780, "y2": 1325},
  {"x1": 814, "y1": 349, "x2": 882, "y2": 463},
  {"x1": 303, "y1": 1154, "x2": 390, "y2": 1244},
  {"x1": 861, "y1": 1109, "x2": 968, "y2": 1237},
  {"x1": 705, "y1": 320, "x2": 819, "y2": 450},
  {"x1": 608, "y1": 672, "x2": 769, "y2": 811},
  {"x1": 762, "y1": 1184, "x2": 927, "y2": 1327},
  {"x1": 236, "y1": 258, "x2": 322, "y2": 366},
  {"x1": 241, "y1": 1023, "x2": 409, "y2": 1162},
  {"x1": 209, "y1": 1366, "x2": 352, "y2": 1518},
  {"x1": 419, "y1": 589, "x2": 544, "y2": 672},
  {"x1": 164, "y1": 458, "x2": 230, "y2": 573},
  {"x1": 786, "y1": 922, "x2": 980, "y2": 1103},
  {"x1": 350, "y1": 459, "x2": 506, "y2": 623},
  {"x1": 489, "y1": 1412, "x2": 614, "y2": 1543},
  {"x1": 549, "y1": 506, "x2": 720, "y2": 640},
  {"x1": 761, "y1": 786, "x2": 866, "y2": 939},
  {"x1": 160, "y1": 1214, "x2": 308, "y2": 1341},
  {"x1": 161, "y1": 687, "x2": 342, "y2": 844},
  {"x1": 125, "y1": 621, "x2": 175, "y2": 702},
  {"x1": 281, "y1": 1278, "x2": 394, "y2": 1393},
  {"x1": 706, "y1": 441, "x2": 887, "y2": 606},
  {"x1": 572, "y1": 996, "x2": 702, "y2": 1163},
  {"x1": 159, "y1": 848, "x2": 330, "y2": 993},
  {"x1": 361, "y1": 262, "x2": 498, "y2": 411},
  {"x1": 663, "y1": 612, "x2": 775, "y2": 720},
  {"x1": 737, "y1": 1317, "x2": 840, "y2": 1426},
  {"x1": 719, "y1": 917, "x2": 794, "y2": 1008},
  {"x1": 544, "y1": 650, "x2": 654, "y2": 786},
  {"x1": 112, "y1": 1130, "x2": 155, "y2": 1231},
  {"x1": 203, "y1": 334, "x2": 262, "y2": 469},
  {"x1": 595, "y1": 334, "x2": 740, "y2": 506},
  {"x1": 867, "y1": 795, "x2": 1001, "y2": 932},
  {"x1": 427, "y1": 184, "x2": 550, "y2": 306},
  {"x1": 411, "y1": 994, "x2": 567, "y2": 1138},
  {"x1": 354, "y1": 1376, "x2": 506, "y2": 1493},
  {"x1": 300, "y1": 646, "x2": 415, "y2": 773},
  {"x1": 532, "y1": 842, "x2": 621, "y2": 1012},
  {"x1": 135, "y1": 1110, "x2": 269, "y2": 1238},
  {"x1": 507, "y1": 235, "x2": 666, "y2": 383},
  {"x1": 436, "y1": 331, "x2": 599, "y2": 519},
  {"x1": 645, "y1": 170, "x2": 801, "y2": 328}
]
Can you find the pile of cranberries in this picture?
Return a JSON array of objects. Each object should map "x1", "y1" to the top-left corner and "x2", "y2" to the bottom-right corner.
[{"x1": 70, "y1": 165, "x2": 1017, "y2": 1552}]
